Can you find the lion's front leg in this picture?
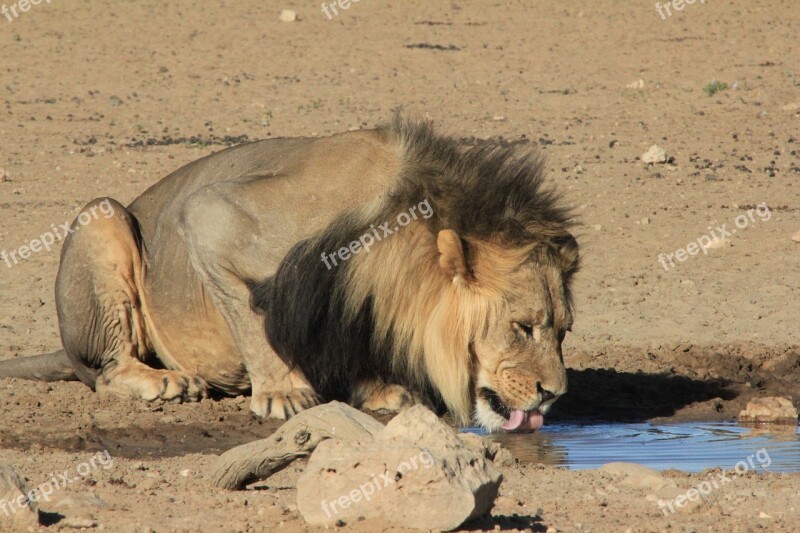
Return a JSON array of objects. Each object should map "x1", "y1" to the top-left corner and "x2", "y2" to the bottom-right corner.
[
  {"x1": 249, "y1": 375, "x2": 320, "y2": 419},
  {"x1": 179, "y1": 184, "x2": 320, "y2": 420}
]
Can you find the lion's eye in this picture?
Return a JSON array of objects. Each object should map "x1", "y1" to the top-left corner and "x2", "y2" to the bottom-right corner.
[{"x1": 513, "y1": 322, "x2": 534, "y2": 338}]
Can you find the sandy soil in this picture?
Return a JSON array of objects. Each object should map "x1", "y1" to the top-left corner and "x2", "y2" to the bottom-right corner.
[{"x1": 0, "y1": 0, "x2": 798, "y2": 531}]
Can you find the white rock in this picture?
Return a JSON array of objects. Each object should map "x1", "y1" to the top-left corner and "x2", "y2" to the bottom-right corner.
[
  {"x1": 278, "y1": 9, "x2": 297, "y2": 22},
  {"x1": 297, "y1": 405, "x2": 502, "y2": 530},
  {"x1": 626, "y1": 79, "x2": 645, "y2": 90},
  {"x1": 59, "y1": 515, "x2": 98, "y2": 529},
  {"x1": 641, "y1": 144, "x2": 667, "y2": 164},
  {"x1": 739, "y1": 397, "x2": 798, "y2": 424},
  {"x1": 706, "y1": 236, "x2": 731, "y2": 249},
  {"x1": 792, "y1": 229, "x2": 800, "y2": 243}
]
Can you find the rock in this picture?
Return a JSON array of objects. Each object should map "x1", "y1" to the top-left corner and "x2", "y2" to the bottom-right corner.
[
  {"x1": 626, "y1": 79, "x2": 644, "y2": 90},
  {"x1": 278, "y1": 9, "x2": 297, "y2": 22},
  {"x1": 681, "y1": 279, "x2": 699, "y2": 294},
  {"x1": 59, "y1": 515, "x2": 98, "y2": 529},
  {"x1": 297, "y1": 405, "x2": 502, "y2": 530},
  {"x1": 782, "y1": 102, "x2": 799, "y2": 112},
  {"x1": 210, "y1": 401, "x2": 384, "y2": 490},
  {"x1": 738, "y1": 397, "x2": 798, "y2": 424},
  {"x1": 0, "y1": 168, "x2": 7, "y2": 182},
  {"x1": 641, "y1": 144, "x2": 667, "y2": 164},
  {"x1": 706, "y1": 236, "x2": 731, "y2": 249},
  {"x1": 0, "y1": 465, "x2": 39, "y2": 528},
  {"x1": 51, "y1": 492, "x2": 109, "y2": 511},
  {"x1": 792, "y1": 229, "x2": 800, "y2": 243},
  {"x1": 457, "y1": 433, "x2": 514, "y2": 466},
  {"x1": 599, "y1": 462, "x2": 676, "y2": 492},
  {"x1": 138, "y1": 477, "x2": 162, "y2": 491}
]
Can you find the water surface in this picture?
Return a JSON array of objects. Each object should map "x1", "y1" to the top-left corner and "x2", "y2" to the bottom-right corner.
[{"x1": 462, "y1": 422, "x2": 800, "y2": 472}]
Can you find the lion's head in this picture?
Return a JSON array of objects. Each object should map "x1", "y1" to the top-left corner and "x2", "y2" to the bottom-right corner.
[
  {"x1": 257, "y1": 116, "x2": 579, "y2": 431},
  {"x1": 346, "y1": 118, "x2": 580, "y2": 431},
  {"x1": 436, "y1": 230, "x2": 578, "y2": 431}
]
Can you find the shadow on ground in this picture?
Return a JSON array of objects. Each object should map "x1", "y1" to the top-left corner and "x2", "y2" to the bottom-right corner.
[{"x1": 550, "y1": 368, "x2": 735, "y2": 422}]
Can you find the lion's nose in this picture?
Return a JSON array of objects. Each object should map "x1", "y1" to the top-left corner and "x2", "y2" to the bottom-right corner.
[{"x1": 537, "y1": 382, "x2": 556, "y2": 403}]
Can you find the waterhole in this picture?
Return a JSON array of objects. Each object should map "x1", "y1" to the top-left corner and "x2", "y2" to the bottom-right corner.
[{"x1": 463, "y1": 422, "x2": 800, "y2": 472}]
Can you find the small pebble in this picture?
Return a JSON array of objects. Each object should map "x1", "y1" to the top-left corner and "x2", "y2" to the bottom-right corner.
[
  {"x1": 641, "y1": 144, "x2": 667, "y2": 164},
  {"x1": 279, "y1": 9, "x2": 297, "y2": 22}
]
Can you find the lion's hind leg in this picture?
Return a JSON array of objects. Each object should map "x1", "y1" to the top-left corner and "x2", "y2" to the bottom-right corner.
[{"x1": 55, "y1": 198, "x2": 208, "y2": 403}]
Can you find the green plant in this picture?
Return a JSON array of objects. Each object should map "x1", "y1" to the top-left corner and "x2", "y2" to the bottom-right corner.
[{"x1": 703, "y1": 80, "x2": 728, "y2": 96}]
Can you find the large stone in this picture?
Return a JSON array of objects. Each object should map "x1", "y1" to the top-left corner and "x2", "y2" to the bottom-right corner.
[
  {"x1": 738, "y1": 397, "x2": 798, "y2": 424},
  {"x1": 0, "y1": 465, "x2": 40, "y2": 528},
  {"x1": 210, "y1": 401, "x2": 384, "y2": 489},
  {"x1": 297, "y1": 405, "x2": 502, "y2": 530}
]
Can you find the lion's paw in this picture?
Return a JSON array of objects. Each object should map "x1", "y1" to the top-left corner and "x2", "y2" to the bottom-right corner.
[
  {"x1": 361, "y1": 384, "x2": 416, "y2": 413},
  {"x1": 250, "y1": 388, "x2": 320, "y2": 420},
  {"x1": 98, "y1": 368, "x2": 209, "y2": 404}
]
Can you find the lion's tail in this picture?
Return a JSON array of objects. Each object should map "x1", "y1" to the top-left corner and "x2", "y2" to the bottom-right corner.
[{"x1": 0, "y1": 350, "x2": 78, "y2": 382}]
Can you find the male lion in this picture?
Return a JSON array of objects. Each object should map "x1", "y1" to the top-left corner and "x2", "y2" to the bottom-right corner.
[{"x1": 0, "y1": 117, "x2": 579, "y2": 432}]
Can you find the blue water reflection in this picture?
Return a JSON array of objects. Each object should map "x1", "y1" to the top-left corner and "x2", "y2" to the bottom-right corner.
[{"x1": 461, "y1": 422, "x2": 800, "y2": 472}]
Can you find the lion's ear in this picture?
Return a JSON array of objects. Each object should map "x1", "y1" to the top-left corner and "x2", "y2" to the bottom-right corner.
[
  {"x1": 554, "y1": 233, "x2": 580, "y2": 280},
  {"x1": 437, "y1": 229, "x2": 472, "y2": 282}
]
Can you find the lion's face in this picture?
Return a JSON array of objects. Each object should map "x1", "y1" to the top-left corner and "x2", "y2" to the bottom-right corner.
[
  {"x1": 472, "y1": 260, "x2": 571, "y2": 432},
  {"x1": 435, "y1": 229, "x2": 577, "y2": 432}
]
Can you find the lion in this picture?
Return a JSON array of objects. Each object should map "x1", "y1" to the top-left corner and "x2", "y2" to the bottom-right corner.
[{"x1": 0, "y1": 116, "x2": 579, "y2": 432}]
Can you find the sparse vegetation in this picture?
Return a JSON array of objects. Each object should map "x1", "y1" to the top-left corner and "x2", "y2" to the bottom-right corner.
[{"x1": 703, "y1": 80, "x2": 728, "y2": 96}]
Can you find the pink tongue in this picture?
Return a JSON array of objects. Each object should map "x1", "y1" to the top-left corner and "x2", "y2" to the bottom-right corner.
[{"x1": 501, "y1": 409, "x2": 545, "y2": 432}]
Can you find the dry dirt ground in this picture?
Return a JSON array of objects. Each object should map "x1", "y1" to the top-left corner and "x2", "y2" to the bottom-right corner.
[{"x1": 0, "y1": 1, "x2": 798, "y2": 531}]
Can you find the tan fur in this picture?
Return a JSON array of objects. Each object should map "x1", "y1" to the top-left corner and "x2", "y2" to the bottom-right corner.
[{"x1": 5, "y1": 117, "x2": 577, "y2": 429}]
